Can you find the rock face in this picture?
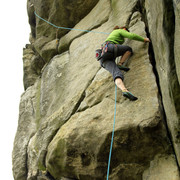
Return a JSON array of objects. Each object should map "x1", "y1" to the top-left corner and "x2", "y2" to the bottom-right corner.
[
  {"x1": 144, "y1": 0, "x2": 180, "y2": 168},
  {"x1": 13, "y1": 0, "x2": 180, "y2": 180}
]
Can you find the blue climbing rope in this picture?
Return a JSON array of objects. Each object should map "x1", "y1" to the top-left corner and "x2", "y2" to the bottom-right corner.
[
  {"x1": 34, "y1": 11, "x2": 110, "y2": 35},
  {"x1": 107, "y1": 85, "x2": 117, "y2": 180}
]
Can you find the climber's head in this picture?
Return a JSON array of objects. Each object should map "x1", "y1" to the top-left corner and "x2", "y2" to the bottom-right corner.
[
  {"x1": 113, "y1": 25, "x2": 120, "y2": 30},
  {"x1": 113, "y1": 26, "x2": 130, "y2": 32}
]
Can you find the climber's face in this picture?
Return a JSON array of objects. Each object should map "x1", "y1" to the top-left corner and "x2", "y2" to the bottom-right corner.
[{"x1": 123, "y1": 28, "x2": 129, "y2": 32}]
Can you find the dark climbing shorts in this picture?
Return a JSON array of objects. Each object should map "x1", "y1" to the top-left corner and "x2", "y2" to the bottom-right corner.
[{"x1": 99, "y1": 43, "x2": 133, "y2": 81}]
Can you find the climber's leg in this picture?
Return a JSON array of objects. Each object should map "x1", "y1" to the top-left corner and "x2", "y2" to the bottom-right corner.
[
  {"x1": 100, "y1": 58, "x2": 124, "y2": 81},
  {"x1": 99, "y1": 58, "x2": 138, "y2": 101},
  {"x1": 114, "y1": 78, "x2": 127, "y2": 91},
  {"x1": 115, "y1": 78, "x2": 138, "y2": 101},
  {"x1": 119, "y1": 51, "x2": 132, "y2": 65},
  {"x1": 115, "y1": 45, "x2": 133, "y2": 69}
]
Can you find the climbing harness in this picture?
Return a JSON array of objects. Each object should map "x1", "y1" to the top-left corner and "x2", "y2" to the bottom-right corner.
[
  {"x1": 95, "y1": 49, "x2": 102, "y2": 60},
  {"x1": 95, "y1": 42, "x2": 109, "y2": 61},
  {"x1": 95, "y1": 41, "x2": 118, "y2": 61},
  {"x1": 101, "y1": 41, "x2": 109, "y2": 57},
  {"x1": 107, "y1": 85, "x2": 117, "y2": 180},
  {"x1": 34, "y1": 11, "x2": 110, "y2": 35},
  {"x1": 34, "y1": 10, "x2": 116, "y2": 179}
]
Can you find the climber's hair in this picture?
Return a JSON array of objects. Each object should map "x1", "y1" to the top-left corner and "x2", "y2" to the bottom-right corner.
[
  {"x1": 113, "y1": 26, "x2": 120, "y2": 30},
  {"x1": 113, "y1": 26, "x2": 130, "y2": 32}
]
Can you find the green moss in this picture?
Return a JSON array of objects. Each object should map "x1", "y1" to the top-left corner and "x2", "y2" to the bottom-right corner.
[
  {"x1": 46, "y1": 138, "x2": 67, "y2": 178},
  {"x1": 111, "y1": 0, "x2": 118, "y2": 11},
  {"x1": 58, "y1": 41, "x2": 70, "y2": 54},
  {"x1": 38, "y1": 161, "x2": 46, "y2": 171}
]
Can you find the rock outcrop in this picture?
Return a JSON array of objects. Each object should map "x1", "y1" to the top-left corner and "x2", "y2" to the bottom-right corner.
[{"x1": 13, "y1": 0, "x2": 180, "y2": 179}]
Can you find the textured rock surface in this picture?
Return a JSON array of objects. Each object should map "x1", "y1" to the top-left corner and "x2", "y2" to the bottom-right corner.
[
  {"x1": 23, "y1": 44, "x2": 45, "y2": 90},
  {"x1": 12, "y1": 82, "x2": 39, "y2": 180},
  {"x1": 143, "y1": 154, "x2": 180, "y2": 180},
  {"x1": 58, "y1": 0, "x2": 111, "y2": 53},
  {"x1": 13, "y1": 0, "x2": 180, "y2": 179},
  {"x1": 28, "y1": 0, "x2": 99, "y2": 39},
  {"x1": 145, "y1": 0, "x2": 180, "y2": 166},
  {"x1": 174, "y1": 0, "x2": 180, "y2": 83}
]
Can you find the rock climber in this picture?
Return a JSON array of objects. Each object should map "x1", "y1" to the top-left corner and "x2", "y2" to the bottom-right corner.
[{"x1": 99, "y1": 26, "x2": 150, "y2": 101}]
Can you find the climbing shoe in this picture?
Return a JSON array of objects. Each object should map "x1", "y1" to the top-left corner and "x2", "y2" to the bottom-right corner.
[
  {"x1": 122, "y1": 91, "x2": 138, "y2": 101},
  {"x1": 117, "y1": 65, "x2": 130, "y2": 71}
]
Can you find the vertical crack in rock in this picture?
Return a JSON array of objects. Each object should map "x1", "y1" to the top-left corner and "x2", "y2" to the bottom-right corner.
[
  {"x1": 127, "y1": 0, "x2": 162, "y2": 99},
  {"x1": 126, "y1": 0, "x2": 143, "y2": 26},
  {"x1": 162, "y1": 0, "x2": 180, "y2": 169},
  {"x1": 65, "y1": 67, "x2": 101, "y2": 119},
  {"x1": 138, "y1": 0, "x2": 180, "y2": 170},
  {"x1": 163, "y1": 0, "x2": 180, "y2": 118}
]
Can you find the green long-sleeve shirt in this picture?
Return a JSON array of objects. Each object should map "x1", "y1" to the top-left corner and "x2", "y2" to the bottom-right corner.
[{"x1": 105, "y1": 29, "x2": 145, "y2": 44}]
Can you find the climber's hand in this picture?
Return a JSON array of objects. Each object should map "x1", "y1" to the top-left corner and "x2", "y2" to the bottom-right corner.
[{"x1": 144, "y1": 38, "x2": 151, "y2": 42}]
